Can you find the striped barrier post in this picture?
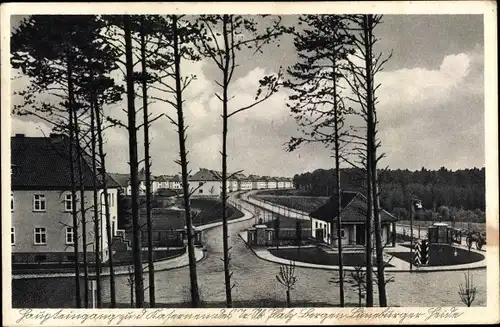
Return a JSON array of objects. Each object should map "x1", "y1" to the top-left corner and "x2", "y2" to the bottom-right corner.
[{"x1": 414, "y1": 240, "x2": 422, "y2": 267}]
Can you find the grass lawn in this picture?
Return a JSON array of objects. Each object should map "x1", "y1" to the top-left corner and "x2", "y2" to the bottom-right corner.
[
  {"x1": 12, "y1": 249, "x2": 187, "y2": 274},
  {"x1": 112, "y1": 248, "x2": 186, "y2": 266},
  {"x1": 397, "y1": 220, "x2": 486, "y2": 232},
  {"x1": 255, "y1": 195, "x2": 329, "y2": 213},
  {"x1": 124, "y1": 199, "x2": 245, "y2": 235},
  {"x1": 269, "y1": 247, "x2": 394, "y2": 267},
  {"x1": 389, "y1": 244, "x2": 484, "y2": 266},
  {"x1": 191, "y1": 198, "x2": 244, "y2": 226}
]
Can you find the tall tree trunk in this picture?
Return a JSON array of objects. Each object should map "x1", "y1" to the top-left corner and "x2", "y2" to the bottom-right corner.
[
  {"x1": 74, "y1": 111, "x2": 89, "y2": 308},
  {"x1": 221, "y1": 15, "x2": 232, "y2": 308},
  {"x1": 123, "y1": 14, "x2": 144, "y2": 308},
  {"x1": 333, "y1": 66, "x2": 345, "y2": 307},
  {"x1": 67, "y1": 50, "x2": 81, "y2": 308},
  {"x1": 94, "y1": 98, "x2": 116, "y2": 308},
  {"x1": 363, "y1": 14, "x2": 387, "y2": 307},
  {"x1": 372, "y1": 167, "x2": 387, "y2": 306},
  {"x1": 140, "y1": 15, "x2": 155, "y2": 308},
  {"x1": 363, "y1": 14, "x2": 374, "y2": 307},
  {"x1": 172, "y1": 15, "x2": 200, "y2": 308},
  {"x1": 90, "y1": 87, "x2": 102, "y2": 308}
]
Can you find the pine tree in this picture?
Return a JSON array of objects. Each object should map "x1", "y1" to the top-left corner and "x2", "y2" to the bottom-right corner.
[
  {"x1": 193, "y1": 14, "x2": 289, "y2": 307},
  {"x1": 285, "y1": 14, "x2": 353, "y2": 307}
]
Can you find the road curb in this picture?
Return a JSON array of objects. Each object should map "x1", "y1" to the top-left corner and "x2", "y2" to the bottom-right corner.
[
  {"x1": 12, "y1": 192, "x2": 252, "y2": 280},
  {"x1": 238, "y1": 232, "x2": 487, "y2": 273}
]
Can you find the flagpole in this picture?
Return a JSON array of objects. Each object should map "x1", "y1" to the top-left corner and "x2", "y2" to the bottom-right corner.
[{"x1": 410, "y1": 199, "x2": 413, "y2": 272}]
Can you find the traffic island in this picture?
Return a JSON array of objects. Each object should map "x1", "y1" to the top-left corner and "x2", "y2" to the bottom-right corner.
[
  {"x1": 388, "y1": 243, "x2": 485, "y2": 266},
  {"x1": 240, "y1": 231, "x2": 486, "y2": 272},
  {"x1": 269, "y1": 247, "x2": 395, "y2": 267}
]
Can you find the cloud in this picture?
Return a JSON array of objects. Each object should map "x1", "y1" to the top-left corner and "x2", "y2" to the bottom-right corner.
[{"x1": 10, "y1": 47, "x2": 484, "y2": 177}]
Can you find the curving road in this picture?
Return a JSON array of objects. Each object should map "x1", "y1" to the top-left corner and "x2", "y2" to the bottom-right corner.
[
  {"x1": 103, "y1": 191, "x2": 487, "y2": 307},
  {"x1": 13, "y1": 191, "x2": 487, "y2": 307}
]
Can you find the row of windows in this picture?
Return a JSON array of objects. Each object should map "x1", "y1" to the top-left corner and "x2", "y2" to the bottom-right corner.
[
  {"x1": 10, "y1": 192, "x2": 115, "y2": 212},
  {"x1": 11, "y1": 223, "x2": 116, "y2": 246},
  {"x1": 11, "y1": 227, "x2": 74, "y2": 245}
]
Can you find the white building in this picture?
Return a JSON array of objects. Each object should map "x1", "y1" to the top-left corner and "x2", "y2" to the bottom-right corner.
[
  {"x1": 267, "y1": 177, "x2": 278, "y2": 189},
  {"x1": 11, "y1": 134, "x2": 119, "y2": 264},
  {"x1": 188, "y1": 168, "x2": 223, "y2": 197}
]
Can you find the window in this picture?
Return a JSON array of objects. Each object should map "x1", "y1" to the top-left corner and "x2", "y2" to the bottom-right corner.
[
  {"x1": 199, "y1": 189, "x2": 203, "y2": 194},
  {"x1": 341, "y1": 229, "x2": 346, "y2": 238},
  {"x1": 315, "y1": 221, "x2": 319, "y2": 229},
  {"x1": 65, "y1": 227, "x2": 74, "y2": 244},
  {"x1": 11, "y1": 227, "x2": 15, "y2": 245},
  {"x1": 34, "y1": 227, "x2": 47, "y2": 245},
  {"x1": 112, "y1": 221, "x2": 116, "y2": 236},
  {"x1": 11, "y1": 193, "x2": 14, "y2": 211},
  {"x1": 33, "y1": 194, "x2": 46, "y2": 211},
  {"x1": 199, "y1": 182, "x2": 203, "y2": 186},
  {"x1": 64, "y1": 194, "x2": 73, "y2": 211}
]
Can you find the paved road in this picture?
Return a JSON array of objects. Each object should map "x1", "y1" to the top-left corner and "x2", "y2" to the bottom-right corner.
[
  {"x1": 12, "y1": 191, "x2": 487, "y2": 308},
  {"x1": 244, "y1": 190, "x2": 310, "y2": 220}
]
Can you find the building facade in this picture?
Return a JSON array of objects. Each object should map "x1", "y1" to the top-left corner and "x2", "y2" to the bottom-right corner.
[
  {"x1": 189, "y1": 168, "x2": 223, "y2": 197},
  {"x1": 11, "y1": 134, "x2": 120, "y2": 263},
  {"x1": 309, "y1": 191, "x2": 397, "y2": 246}
]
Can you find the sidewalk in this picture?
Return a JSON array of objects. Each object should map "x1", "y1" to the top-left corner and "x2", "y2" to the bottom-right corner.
[
  {"x1": 244, "y1": 192, "x2": 310, "y2": 220},
  {"x1": 12, "y1": 247, "x2": 205, "y2": 280},
  {"x1": 12, "y1": 192, "x2": 254, "y2": 280},
  {"x1": 239, "y1": 231, "x2": 487, "y2": 273}
]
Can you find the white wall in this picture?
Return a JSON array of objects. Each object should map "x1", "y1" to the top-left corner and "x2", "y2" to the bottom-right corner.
[
  {"x1": 267, "y1": 181, "x2": 277, "y2": 189},
  {"x1": 190, "y1": 180, "x2": 222, "y2": 197},
  {"x1": 311, "y1": 217, "x2": 331, "y2": 243},
  {"x1": 11, "y1": 188, "x2": 117, "y2": 262},
  {"x1": 239, "y1": 181, "x2": 252, "y2": 190}
]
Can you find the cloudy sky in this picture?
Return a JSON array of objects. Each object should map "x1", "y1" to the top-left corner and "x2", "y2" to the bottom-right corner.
[{"x1": 10, "y1": 15, "x2": 485, "y2": 177}]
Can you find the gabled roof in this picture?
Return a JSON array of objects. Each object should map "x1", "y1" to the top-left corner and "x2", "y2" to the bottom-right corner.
[
  {"x1": 189, "y1": 168, "x2": 222, "y2": 181},
  {"x1": 109, "y1": 173, "x2": 129, "y2": 187},
  {"x1": 156, "y1": 174, "x2": 181, "y2": 182},
  {"x1": 310, "y1": 191, "x2": 398, "y2": 224},
  {"x1": 11, "y1": 134, "x2": 120, "y2": 190}
]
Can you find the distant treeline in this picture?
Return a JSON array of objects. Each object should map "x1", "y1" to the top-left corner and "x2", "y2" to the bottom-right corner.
[{"x1": 293, "y1": 167, "x2": 485, "y2": 222}]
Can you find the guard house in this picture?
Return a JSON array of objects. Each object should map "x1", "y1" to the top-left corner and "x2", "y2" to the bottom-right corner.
[
  {"x1": 247, "y1": 224, "x2": 275, "y2": 246},
  {"x1": 427, "y1": 222, "x2": 461, "y2": 245},
  {"x1": 309, "y1": 191, "x2": 398, "y2": 247}
]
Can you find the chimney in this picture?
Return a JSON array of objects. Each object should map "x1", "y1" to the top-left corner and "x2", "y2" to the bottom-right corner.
[{"x1": 15, "y1": 133, "x2": 25, "y2": 138}]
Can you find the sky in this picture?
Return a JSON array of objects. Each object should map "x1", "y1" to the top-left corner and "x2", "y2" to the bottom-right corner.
[{"x1": 9, "y1": 14, "x2": 485, "y2": 177}]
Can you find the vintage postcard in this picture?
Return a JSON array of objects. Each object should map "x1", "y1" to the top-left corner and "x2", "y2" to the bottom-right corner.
[{"x1": 1, "y1": 1, "x2": 498, "y2": 326}]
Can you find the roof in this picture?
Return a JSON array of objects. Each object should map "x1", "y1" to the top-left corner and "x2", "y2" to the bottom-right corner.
[
  {"x1": 109, "y1": 173, "x2": 129, "y2": 187},
  {"x1": 309, "y1": 191, "x2": 398, "y2": 224},
  {"x1": 156, "y1": 174, "x2": 182, "y2": 182},
  {"x1": 11, "y1": 134, "x2": 120, "y2": 190},
  {"x1": 189, "y1": 168, "x2": 223, "y2": 181}
]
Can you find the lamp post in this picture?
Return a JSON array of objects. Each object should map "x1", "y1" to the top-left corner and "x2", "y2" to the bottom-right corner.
[{"x1": 409, "y1": 197, "x2": 423, "y2": 272}]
